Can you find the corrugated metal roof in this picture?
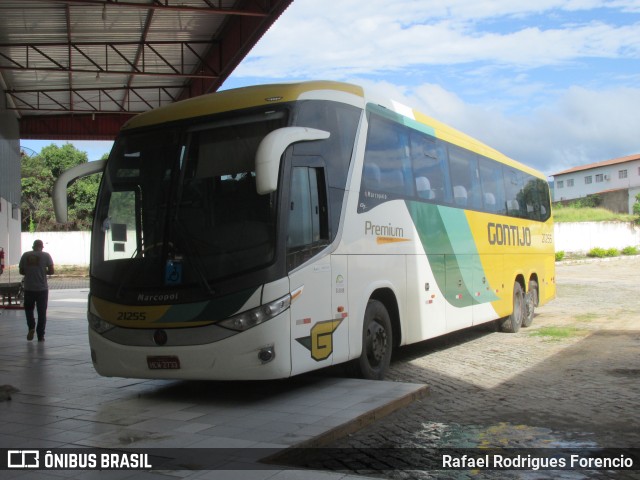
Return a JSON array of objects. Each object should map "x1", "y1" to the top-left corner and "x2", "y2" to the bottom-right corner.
[
  {"x1": 551, "y1": 153, "x2": 640, "y2": 177},
  {"x1": 0, "y1": 0, "x2": 293, "y2": 139}
]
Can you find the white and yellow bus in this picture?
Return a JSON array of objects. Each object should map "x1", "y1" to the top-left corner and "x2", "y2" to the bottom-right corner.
[{"x1": 55, "y1": 81, "x2": 555, "y2": 380}]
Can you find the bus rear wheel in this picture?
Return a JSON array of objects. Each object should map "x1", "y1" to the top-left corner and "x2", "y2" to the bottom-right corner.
[
  {"x1": 499, "y1": 281, "x2": 524, "y2": 333},
  {"x1": 522, "y1": 280, "x2": 538, "y2": 328},
  {"x1": 355, "y1": 300, "x2": 393, "y2": 380}
]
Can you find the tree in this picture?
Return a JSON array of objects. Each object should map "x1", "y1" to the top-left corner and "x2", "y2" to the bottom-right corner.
[{"x1": 21, "y1": 144, "x2": 104, "y2": 231}]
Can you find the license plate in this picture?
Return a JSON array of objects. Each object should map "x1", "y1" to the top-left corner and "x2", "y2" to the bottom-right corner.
[{"x1": 147, "y1": 356, "x2": 180, "y2": 369}]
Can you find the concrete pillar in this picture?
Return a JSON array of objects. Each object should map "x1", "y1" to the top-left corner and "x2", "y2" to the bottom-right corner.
[{"x1": 0, "y1": 82, "x2": 22, "y2": 267}]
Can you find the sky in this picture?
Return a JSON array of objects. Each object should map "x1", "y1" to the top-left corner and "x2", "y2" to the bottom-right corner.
[{"x1": 22, "y1": 0, "x2": 640, "y2": 177}]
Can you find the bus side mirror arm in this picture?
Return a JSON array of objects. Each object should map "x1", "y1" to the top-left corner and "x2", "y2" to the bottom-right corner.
[
  {"x1": 255, "y1": 127, "x2": 330, "y2": 194},
  {"x1": 53, "y1": 159, "x2": 107, "y2": 223}
]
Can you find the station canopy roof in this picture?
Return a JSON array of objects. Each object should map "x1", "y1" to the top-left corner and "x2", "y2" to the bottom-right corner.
[{"x1": 0, "y1": 0, "x2": 292, "y2": 140}]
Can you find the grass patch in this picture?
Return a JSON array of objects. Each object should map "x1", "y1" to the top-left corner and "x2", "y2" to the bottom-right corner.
[
  {"x1": 553, "y1": 205, "x2": 635, "y2": 223},
  {"x1": 529, "y1": 326, "x2": 587, "y2": 340},
  {"x1": 573, "y1": 313, "x2": 601, "y2": 322}
]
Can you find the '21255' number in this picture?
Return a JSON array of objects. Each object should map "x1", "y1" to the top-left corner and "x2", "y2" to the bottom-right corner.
[{"x1": 117, "y1": 311, "x2": 147, "y2": 321}]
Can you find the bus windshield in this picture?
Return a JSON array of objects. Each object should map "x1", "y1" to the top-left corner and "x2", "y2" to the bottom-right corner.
[{"x1": 91, "y1": 109, "x2": 287, "y2": 293}]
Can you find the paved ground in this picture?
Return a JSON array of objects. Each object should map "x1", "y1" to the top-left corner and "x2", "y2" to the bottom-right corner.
[
  {"x1": 3, "y1": 259, "x2": 639, "y2": 478},
  {"x1": 0, "y1": 289, "x2": 426, "y2": 480},
  {"x1": 317, "y1": 257, "x2": 640, "y2": 479},
  {"x1": 47, "y1": 276, "x2": 90, "y2": 290}
]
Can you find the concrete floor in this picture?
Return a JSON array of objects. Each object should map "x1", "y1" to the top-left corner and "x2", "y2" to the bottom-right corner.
[{"x1": 0, "y1": 288, "x2": 427, "y2": 479}]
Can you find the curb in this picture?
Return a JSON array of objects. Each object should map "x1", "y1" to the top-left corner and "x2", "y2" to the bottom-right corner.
[
  {"x1": 556, "y1": 255, "x2": 640, "y2": 266},
  {"x1": 272, "y1": 383, "x2": 429, "y2": 451}
]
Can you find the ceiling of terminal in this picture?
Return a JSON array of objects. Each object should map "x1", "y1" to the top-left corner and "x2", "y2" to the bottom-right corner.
[{"x1": 0, "y1": 0, "x2": 292, "y2": 139}]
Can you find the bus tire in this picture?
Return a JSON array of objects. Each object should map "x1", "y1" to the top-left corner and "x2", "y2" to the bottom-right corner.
[
  {"x1": 355, "y1": 300, "x2": 393, "y2": 380},
  {"x1": 499, "y1": 281, "x2": 524, "y2": 333},
  {"x1": 522, "y1": 280, "x2": 538, "y2": 328}
]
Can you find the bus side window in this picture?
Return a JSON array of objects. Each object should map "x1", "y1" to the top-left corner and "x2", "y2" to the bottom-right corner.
[
  {"x1": 503, "y1": 167, "x2": 527, "y2": 218},
  {"x1": 287, "y1": 166, "x2": 329, "y2": 270},
  {"x1": 536, "y1": 178, "x2": 551, "y2": 221},
  {"x1": 448, "y1": 145, "x2": 481, "y2": 210},
  {"x1": 519, "y1": 176, "x2": 547, "y2": 221},
  {"x1": 362, "y1": 114, "x2": 413, "y2": 198},
  {"x1": 478, "y1": 156, "x2": 506, "y2": 214},
  {"x1": 410, "y1": 132, "x2": 450, "y2": 203}
]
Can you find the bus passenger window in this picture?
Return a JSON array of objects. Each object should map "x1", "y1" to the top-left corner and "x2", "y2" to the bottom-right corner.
[
  {"x1": 410, "y1": 132, "x2": 449, "y2": 202},
  {"x1": 362, "y1": 113, "x2": 412, "y2": 198},
  {"x1": 520, "y1": 176, "x2": 548, "y2": 221},
  {"x1": 478, "y1": 156, "x2": 506, "y2": 214},
  {"x1": 504, "y1": 167, "x2": 525, "y2": 218},
  {"x1": 448, "y1": 145, "x2": 480, "y2": 209}
]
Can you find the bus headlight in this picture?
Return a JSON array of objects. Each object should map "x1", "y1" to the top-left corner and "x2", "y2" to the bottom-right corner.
[
  {"x1": 218, "y1": 294, "x2": 290, "y2": 332},
  {"x1": 88, "y1": 311, "x2": 116, "y2": 334}
]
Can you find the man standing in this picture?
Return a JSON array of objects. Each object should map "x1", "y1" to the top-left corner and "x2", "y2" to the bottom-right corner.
[{"x1": 19, "y1": 240, "x2": 54, "y2": 342}]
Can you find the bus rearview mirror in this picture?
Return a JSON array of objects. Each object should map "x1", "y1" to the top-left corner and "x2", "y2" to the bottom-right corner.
[
  {"x1": 53, "y1": 159, "x2": 107, "y2": 223},
  {"x1": 255, "y1": 127, "x2": 330, "y2": 194}
]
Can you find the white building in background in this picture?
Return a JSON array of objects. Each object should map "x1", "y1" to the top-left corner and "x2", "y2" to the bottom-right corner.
[{"x1": 551, "y1": 153, "x2": 640, "y2": 214}]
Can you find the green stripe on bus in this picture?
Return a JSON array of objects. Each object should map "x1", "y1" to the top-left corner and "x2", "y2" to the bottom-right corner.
[
  {"x1": 407, "y1": 201, "x2": 498, "y2": 307},
  {"x1": 366, "y1": 103, "x2": 436, "y2": 137}
]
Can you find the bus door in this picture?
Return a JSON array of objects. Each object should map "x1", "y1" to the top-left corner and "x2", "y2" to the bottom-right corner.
[{"x1": 286, "y1": 166, "x2": 341, "y2": 375}]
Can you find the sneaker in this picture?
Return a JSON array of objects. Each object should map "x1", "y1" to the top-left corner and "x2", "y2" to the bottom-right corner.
[
  {"x1": 27, "y1": 329, "x2": 35, "y2": 341},
  {"x1": 38, "y1": 337, "x2": 45, "y2": 342}
]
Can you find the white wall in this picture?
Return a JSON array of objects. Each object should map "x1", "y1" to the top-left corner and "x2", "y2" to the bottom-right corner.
[
  {"x1": 554, "y1": 222, "x2": 640, "y2": 253},
  {"x1": 21, "y1": 231, "x2": 91, "y2": 265}
]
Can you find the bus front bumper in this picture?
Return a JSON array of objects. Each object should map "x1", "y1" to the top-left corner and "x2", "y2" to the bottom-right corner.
[{"x1": 87, "y1": 312, "x2": 292, "y2": 380}]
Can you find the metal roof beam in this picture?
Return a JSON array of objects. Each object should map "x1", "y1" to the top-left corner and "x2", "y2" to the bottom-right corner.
[
  {"x1": 180, "y1": 0, "x2": 292, "y2": 98},
  {"x1": 0, "y1": 65, "x2": 218, "y2": 79},
  {"x1": 0, "y1": 41, "x2": 221, "y2": 78},
  {"x1": 6, "y1": 86, "x2": 181, "y2": 113},
  {"x1": 19, "y1": 0, "x2": 270, "y2": 16},
  {"x1": 120, "y1": 9, "x2": 155, "y2": 111},
  {"x1": 65, "y1": 3, "x2": 74, "y2": 111}
]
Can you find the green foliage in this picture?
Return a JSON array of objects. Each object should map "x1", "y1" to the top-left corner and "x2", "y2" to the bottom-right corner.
[
  {"x1": 564, "y1": 195, "x2": 602, "y2": 209},
  {"x1": 622, "y1": 246, "x2": 639, "y2": 255},
  {"x1": 587, "y1": 247, "x2": 607, "y2": 258},
  {"x1": 586, "y1": 247, "x2": 620, "y2": 258},
  {"x1": 553, "y1": 204, "x2": 635, "y2": 223},
  {"x1": 555, "y1": 251, "x2": 565, "y2": 261},
  {"x1": 634, "y1": 193, "x2": 640, "y2": 222},
  {"x1": 21, "y1": 143, "x2": 103, "y2": 232}
]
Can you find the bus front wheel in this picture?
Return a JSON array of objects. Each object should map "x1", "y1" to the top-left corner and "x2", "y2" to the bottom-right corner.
[
  {"x1": 355, "y1": 300, "x2": 393, "y2": 380},
  {"x1": 499, "y1": 281, "x2": 524, "y2": 333}
]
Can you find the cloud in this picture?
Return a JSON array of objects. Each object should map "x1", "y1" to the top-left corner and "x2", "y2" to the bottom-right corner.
[
  {"x1": 225, "y1": 0, "x2": 640, "y2": 175},
  {"x1": 388, "y1": 82, "x2": 640, "y2": 175},
  {"x1": 235, "y1": 0, "x2": 640, "y2": 78}
]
